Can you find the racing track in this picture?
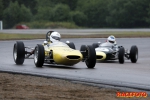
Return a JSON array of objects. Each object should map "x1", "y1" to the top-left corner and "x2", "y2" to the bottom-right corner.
[{"x1": 0, "y1": 38, "x2": 150, "y2": 94}]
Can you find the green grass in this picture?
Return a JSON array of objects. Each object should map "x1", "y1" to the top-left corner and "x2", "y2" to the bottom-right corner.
[
  {"x1": 0, "y1": 33, "x2": 45, "y2": 40},
  {"x1": 62, "y1": 31, "x2": 150, "y2": 38},
  {"x1": 0, "y1": 31, "x2": 150, "y2": 40}
]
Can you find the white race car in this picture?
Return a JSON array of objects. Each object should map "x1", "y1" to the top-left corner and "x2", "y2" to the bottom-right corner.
[{"x1": 92, "y1": 42, "x2": 138, "y2": 64}]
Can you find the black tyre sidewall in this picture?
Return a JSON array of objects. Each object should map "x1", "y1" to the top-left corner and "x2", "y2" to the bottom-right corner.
[
  {"x1": 80, "y1": 45, "x2": 87, "y2": 58},
  {"x1": 13, "y1": 41, "x2": 25, "y2": 65},
  {"x1": 80, "y1": 45, "x2": 86, "y2": 51},
  {"x1": 130, "y1": 45, "x2": 138, "y2": 63},
  {"x1": 85, "y1": 45, "x2": 96, "y2": 68},
  {"x1": 118, "y1": 47, "x2": 125, "y2": 64},
  {"x1": 92, "y1": 43, "x2": 99, "y2": 49},
  {"x1": 34, "y1": 44, "x2": 45, "y2": 67}
]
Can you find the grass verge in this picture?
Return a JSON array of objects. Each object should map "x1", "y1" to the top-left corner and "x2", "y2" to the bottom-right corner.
[{"x1": 0, "y1": 32, "x2": 150, "y2": 40}]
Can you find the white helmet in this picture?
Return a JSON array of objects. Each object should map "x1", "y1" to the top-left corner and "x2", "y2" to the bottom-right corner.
[
  {"x1": 107, "y1": 35, "x2": 116, "y2": 44},
  {"x1": 50, "y1": 32, "x2": 61, "y2": 42}
]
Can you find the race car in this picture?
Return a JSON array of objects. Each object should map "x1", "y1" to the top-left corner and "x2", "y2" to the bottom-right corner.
[
  {"x1": 92, "y1": 42, "x2": 138, "y2": 64},
  {"x1": 13, "y1": 31, "x2": 96, "y2": 68}
]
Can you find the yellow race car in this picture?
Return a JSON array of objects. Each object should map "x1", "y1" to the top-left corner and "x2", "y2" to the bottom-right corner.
[{"x1": 13, "y1": 31, "x2": 96, "y2": 68}]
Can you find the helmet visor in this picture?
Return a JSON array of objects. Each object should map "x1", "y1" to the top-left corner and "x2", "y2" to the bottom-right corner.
[
  {"x1": 109, "y1": 40, "x2": 114, "y2": 43},
  {"x1": 52, "y1": 36, "x2": 60, "y2": 41}
]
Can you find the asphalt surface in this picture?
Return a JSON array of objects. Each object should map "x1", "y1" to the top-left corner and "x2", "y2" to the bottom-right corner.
[{"x1": 0, "y1": 38, "x2": 150, "y2": 93}]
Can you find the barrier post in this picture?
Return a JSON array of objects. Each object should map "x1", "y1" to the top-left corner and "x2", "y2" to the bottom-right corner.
[{"x1": 0, "y1": 21, "x2": 3, "y2": 30}]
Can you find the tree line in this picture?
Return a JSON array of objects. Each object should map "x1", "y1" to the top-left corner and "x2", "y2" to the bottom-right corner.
[{"x1": 1, "y1": 0, "x2": 150, "y2": 28}]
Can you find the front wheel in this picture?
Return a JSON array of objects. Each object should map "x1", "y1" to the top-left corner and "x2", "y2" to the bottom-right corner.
[
  {"x1": 130, "y1": 45, "x2": 138, "y2": 63},
  {"x1": 80, "y1": 45, "x2": 87, "y2": 59},
  {"x1": 92, "y1": 43, "x2": 99, "y2": 49},
  {"x1": 13, "y1": 41, "x2": 25, "y2": 65},
  {"x1": 34, "y1": 44, "x2": 45, "y2": 67},
  {"x1": 80, "y1": 45, "x2": 96, "y2": 68},
  {"x1": 118, "y1": 47, "x2": 125, "y2": 64}
]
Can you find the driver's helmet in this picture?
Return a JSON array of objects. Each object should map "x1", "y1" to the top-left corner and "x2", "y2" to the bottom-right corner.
[
  {"x1": 107, "y1": 35, "x2": 116, "y2": 44},
  {"x1": 50, "y1": 31, "x2": 61, "y2": 42}
]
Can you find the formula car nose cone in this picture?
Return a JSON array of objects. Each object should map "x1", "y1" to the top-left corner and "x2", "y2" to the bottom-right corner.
[
  {"x1": 96, "y1": 51, "x2": 106, "y2": 60},
  {"x1": 52, "y1": 47, "x2": 83, "y2": 65}
]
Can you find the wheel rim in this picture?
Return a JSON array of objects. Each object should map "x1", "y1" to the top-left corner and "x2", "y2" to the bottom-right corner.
[
  {"x1": 34, "y1": 49, "x2": 38, "y2": 64},
  {"x1": 13, "y1": 46, "x2": 17, "y2": 61},
  {"x1": 135, "y1": 51, "x2": 138, "y2": 60}
]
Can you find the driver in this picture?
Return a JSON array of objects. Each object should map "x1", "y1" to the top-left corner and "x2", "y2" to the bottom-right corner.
[
  {"x1": 106, "y1": 35, "x2": 118, "y2": 51},
  {"x1": 49, "y1": 31, "x2": 61, "y2": 43},
  {"x1": 107, "y1": 35, "x2": 117, "y2": 44},
  {"x1": 43, "y1": 31, "x2": 61, "y2": 46}
]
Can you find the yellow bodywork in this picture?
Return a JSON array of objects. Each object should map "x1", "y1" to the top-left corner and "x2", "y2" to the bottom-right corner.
[
  {"x1": 45, "y1": 46, "x2": 83, "y2": 65},
  {"x1": 96, "y1": 51, "x2": 106, "y2": 61}
]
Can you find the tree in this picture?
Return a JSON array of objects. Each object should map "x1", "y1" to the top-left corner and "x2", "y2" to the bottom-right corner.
[
  {"x1": 145, "y1": 3, "x2": 150, "y2": 26},
  {"x1": 34, "y1": 6, "x2": 53, "y2": 21},
  {"x1": 46, "y1": 0, "x2": 78, "y2": 10},
  {"x1": 51, "y1": 4, "x2": 71, "y2": 22},
  {"x1": 106, "y1": 0, "x2": 150, "y2": 28},
  {"x1": 76, "y1": 0, "x2": 109, "y2": 28},
  {"x1": 0, "y1": 0, "x2": 3, "y2": 20},
  {"x1": 16, "y1": 0, "x2": 37, "y2": 14},
  {"x1": 2, "y1": 0, "x2": 150, "y2": 28},
  {"x1": 3, "y1": 1, "x2": 32, "y2": 28},
  {"x1": 20, "y1": 4, "x2": 33, "y2": 22},
  {"x1": 70, "y1": 11, "x2": 87, "y2": 26},
  {"x1": 2, "y1": 0, "x2": 37, "y2": 14}
]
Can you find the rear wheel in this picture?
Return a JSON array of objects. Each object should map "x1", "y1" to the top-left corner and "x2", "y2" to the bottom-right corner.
[
  {"x1": 118, "y1": 47, "x2": 125, "y2": 64},
  {"x1": 92, "y1": 43, "x2": 99, "y2": 49},
  {"x1": 66, "y1": 42, "x2": 76, "y2": 49},
  {"x1": 13, "y1": 41, "x2": 25, "y2": 65},
  {"x1": 80, "y1": 45, "x2": 96, "y2": 68},
  {"x1": 34, "y1": 44, "x2": 45, "y2": 67},
  {"x1": 130, "y1": 45, "x2": 138, "y2": 63},
  {"x1": 80, "y1": 45, "x2": 87, "y2": 59}
]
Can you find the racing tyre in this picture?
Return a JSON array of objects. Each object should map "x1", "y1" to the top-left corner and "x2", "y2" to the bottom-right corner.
[
  {"x1": 118, "y1": 47, "x2": 125, "y2": 64},
  {"x1": 92, "y1": 43, "x2": 99, "y2": 49},
  {"x1": 130, "y1": 45, "x2": 138, "y2": 63},
  {"x1": 66, "y1": 42, "x2": 76, "y2": 49},
  {"x1": 84, "y1": 45, "x2": 96, "y2": 68},
  {"x1": 13, "y1": 41, "x2": 25, "y2": 65},
  {"x1": 80, "y1": 45, "x2": 87, "y2": 59},
  {"x1": 34, "y1": 44, "x2": 45, "y2": 67}
]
